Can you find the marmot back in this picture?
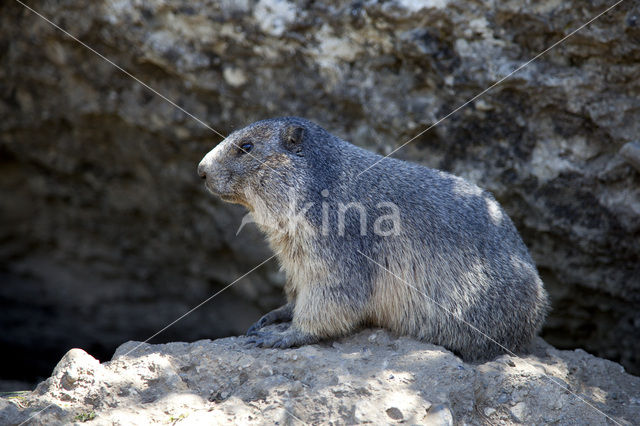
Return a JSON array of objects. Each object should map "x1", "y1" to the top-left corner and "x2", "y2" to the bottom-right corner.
[{"x1": 198, "y1": 117, "x2": 549, "y2": 360}]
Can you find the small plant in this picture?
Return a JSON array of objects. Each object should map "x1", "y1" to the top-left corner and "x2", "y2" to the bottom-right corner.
[
  {"x1": 0, "y1": 390, "x2": 30, "y2": 398},
  {"x1": 0, "y1": 391, "x2": 30, "y2": 408},
  {"x1": 74, "y1": 411, "x2": 96, "y2": 422},
  {"x1": 168, "y1": 413, "x2": 188, "y2": 424}
]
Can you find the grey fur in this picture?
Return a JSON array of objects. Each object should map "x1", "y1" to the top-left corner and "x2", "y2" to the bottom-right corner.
[{"x1": 197, "y1": 117, "x2": 549, "y2": 361}]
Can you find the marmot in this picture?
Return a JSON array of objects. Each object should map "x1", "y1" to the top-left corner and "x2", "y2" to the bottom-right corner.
[{"x1": 197, "y1": 117, "x2": 549, "y2": 360}]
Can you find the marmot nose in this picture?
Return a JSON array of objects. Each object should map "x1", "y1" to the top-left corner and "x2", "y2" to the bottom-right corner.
[{"x1": 197, "y1": 163, "x2": 206, "y2": 179}]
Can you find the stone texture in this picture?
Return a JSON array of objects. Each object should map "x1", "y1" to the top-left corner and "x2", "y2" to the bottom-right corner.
[
  {"x1": 1, "y1": 330, "x2": 639, "y2": 425},
  {"x1": 1, "y1": 0, "x2": 639, "y2": 383}
]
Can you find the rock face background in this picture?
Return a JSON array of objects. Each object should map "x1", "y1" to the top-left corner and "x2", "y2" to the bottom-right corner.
[{"x1": 1, "y1": 0, "x2": 639, "y2": 384}]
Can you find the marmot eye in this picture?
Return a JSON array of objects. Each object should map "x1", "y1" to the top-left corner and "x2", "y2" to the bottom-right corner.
[{"x1": 239, "y1": 142, "x2": 253, "y2": 154}]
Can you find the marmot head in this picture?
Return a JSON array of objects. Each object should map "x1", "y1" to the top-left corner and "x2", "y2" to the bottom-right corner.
[{"x1": 197, "y1": 117, "x2": 311, "y2": 210}]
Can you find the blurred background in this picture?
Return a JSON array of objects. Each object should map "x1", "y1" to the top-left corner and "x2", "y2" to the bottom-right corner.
[{"x1": 1, "y1": 0, "x2": 639, "y2": 389}]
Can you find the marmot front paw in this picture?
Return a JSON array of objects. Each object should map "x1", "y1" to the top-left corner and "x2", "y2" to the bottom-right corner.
[{"x1": 246, "y1": 304, "x2": 295, "y2": 336}]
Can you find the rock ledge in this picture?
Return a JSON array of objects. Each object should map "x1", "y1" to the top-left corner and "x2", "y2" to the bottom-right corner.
[{"x1": 1, "y1": 329, "x2": 639, "y2": 425}]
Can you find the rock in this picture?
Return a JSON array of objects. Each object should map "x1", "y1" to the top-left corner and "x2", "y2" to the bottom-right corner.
[
  {"x1": 386, "y1": 406, "x2": 404, "y2": 420},
  {"x1": 1, "y1": 331, "x2": 639, "y2": 425},
  {"x1": 0, "y1": 400, "x2": 21, "y2": 426},
  {"x1": 509, "y1": 401, "x2": 527, "y2": 423},
  {"x1": 1, "y1": 0, "x2": 639, "y2": 384},
  {"x1": 424, "y1": 404, "x2": 454, "y2": 425},
  {"x1": 619, "y1": 142, "x2": 640, "y2": 172}
]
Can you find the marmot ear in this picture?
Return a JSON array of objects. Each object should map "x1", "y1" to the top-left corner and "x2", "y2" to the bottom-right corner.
[{"x1": 282, "y1": 125, "x2": 305, "y2": 156}]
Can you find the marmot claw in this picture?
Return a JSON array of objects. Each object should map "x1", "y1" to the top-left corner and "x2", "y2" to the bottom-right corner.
[{"x1": 246, "y1": 318, "x2": 268, "y2": 336}]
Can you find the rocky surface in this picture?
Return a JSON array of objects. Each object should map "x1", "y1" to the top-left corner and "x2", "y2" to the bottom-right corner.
[
  {"x1": 1, "y1": 0, "x2": 639, "y2": 384},
  {"x1": 1, "y1": 330, "x2": 639, "y2": 425}
]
